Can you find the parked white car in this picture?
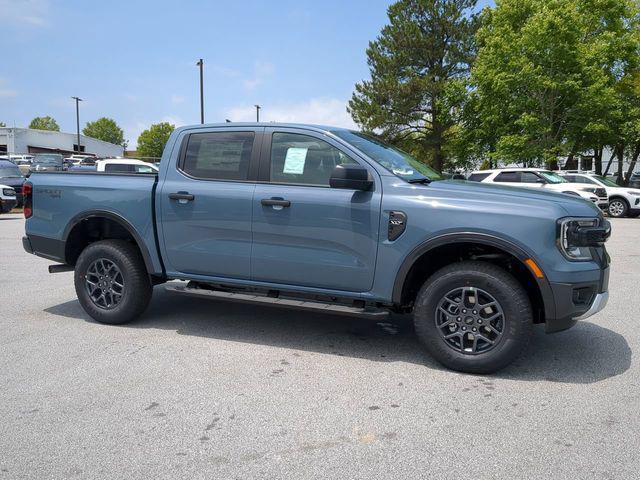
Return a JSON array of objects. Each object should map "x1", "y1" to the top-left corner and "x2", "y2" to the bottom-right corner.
[
  {"x1": 467, "y1": 168, "x2": 608, "y2": 209},
  {"x1": 558, "y1": 171, "x2": 640, "y2": 218},
  {"x1": 0, "y1": 184, "x2": 17, "y2": 214},
  {"x1": 96, "y1": 158, "x2": 158, "y2": 174}
]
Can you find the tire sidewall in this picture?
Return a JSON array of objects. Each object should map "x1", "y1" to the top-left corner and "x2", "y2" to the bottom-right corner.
[
  {"x1": 414, "y1": 266, "x2": 531, "y2": 373},
  {"x1": 609, "y1": 199, "x2": 628, "y2": 218},
  {"x1": 74, "y1": 241, "x2": 146, "y2": 324}
]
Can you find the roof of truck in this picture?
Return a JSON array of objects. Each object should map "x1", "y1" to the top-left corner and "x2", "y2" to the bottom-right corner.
[{"x1": 174, "y1": 122, "x2": 353, "y2": 133}]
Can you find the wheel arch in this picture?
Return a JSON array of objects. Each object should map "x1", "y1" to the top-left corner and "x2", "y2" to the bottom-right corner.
[
  {"x1": 63, "y1": 210, "x2": 156, "y2": 276},
  {"x1": 392, "y1": 233, "x2": 553, "y2": 324}
]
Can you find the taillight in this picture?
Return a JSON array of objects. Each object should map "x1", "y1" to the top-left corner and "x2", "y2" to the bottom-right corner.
[{"x1": 23, "y1": 182, "x2": 33, "y2": 219}]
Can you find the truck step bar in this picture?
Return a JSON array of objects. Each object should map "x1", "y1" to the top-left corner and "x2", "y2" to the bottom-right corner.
[{"x1": 165, "y1": 283, "x2": 389, "y2": 319}]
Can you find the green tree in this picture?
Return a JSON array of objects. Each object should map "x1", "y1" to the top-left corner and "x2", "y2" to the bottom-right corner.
[
  {"x1": 29, "y1": 116, "x2": 60, "y2": 131},
  {"x1": 83, "y1": 117, "x2": 125, "y2": 147},
  {"x1": 0, "y1": 122, "x2": 6, "y2": 127},
  {"x1": 349, "y1": 0, "x2": 480, "y2": 172},
  {"x1": 136, "y1": 122, "x2": 175, "y2": 158},
  {"x1": 470, "y1": 0, "x2": 640, "y2": 168}
]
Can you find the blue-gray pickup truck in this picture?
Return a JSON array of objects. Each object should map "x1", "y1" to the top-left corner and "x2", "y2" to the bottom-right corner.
[{"x1": 22, "y1": 123, "x2": 611, "y2": 373}]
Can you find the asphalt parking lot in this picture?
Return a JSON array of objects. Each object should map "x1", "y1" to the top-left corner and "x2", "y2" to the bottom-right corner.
[{"x1": 0, "y1": 213, "x2": 637, "y2": 479}]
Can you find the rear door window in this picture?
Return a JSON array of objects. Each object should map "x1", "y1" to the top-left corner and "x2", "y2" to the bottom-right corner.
[{"x1": 182, "y1": 131, "x2": 255, "y2": 181}]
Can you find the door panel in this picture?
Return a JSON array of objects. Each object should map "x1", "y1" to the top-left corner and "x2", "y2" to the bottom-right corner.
[
  {"x1": 159, "y1": 128, "x2": 260, "y2": 279},
  {"x1": 251, "y1": 129, "x2": 381, "y2": 292},
  {"x1": 252, "y1": 185, "x2": 380, "y2": 291}
]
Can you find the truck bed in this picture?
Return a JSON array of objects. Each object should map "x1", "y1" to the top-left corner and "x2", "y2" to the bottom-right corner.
[{"x1": 24, "y1": 171, "x2": 162, "y2": 273}]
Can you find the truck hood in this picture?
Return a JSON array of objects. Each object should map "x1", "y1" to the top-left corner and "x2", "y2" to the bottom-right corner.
[{"x1": 424, "y1": 179, "x2": 601, "y2": 217}]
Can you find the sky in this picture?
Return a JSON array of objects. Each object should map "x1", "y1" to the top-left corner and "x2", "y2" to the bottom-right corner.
[{"x1": 0, "y1": 0, "x2": 494, "y2": 147}]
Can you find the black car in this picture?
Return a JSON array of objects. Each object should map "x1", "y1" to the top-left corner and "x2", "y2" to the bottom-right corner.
[
  {"x1": 628, "y1": 173, "x2": 640, "y2": 189},
  {"x1": 0, "y1": 160, "x2": 25, "y2": 207}
]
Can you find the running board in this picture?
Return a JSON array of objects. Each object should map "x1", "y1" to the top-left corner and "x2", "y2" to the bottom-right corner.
[{"x1": 165, "y1": 284, "x2": 389, "y2": 319}]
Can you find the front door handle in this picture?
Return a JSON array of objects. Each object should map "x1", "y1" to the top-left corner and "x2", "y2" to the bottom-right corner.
[
  {"x1": 261, "y1": 198, "x2": 291, "y2": 207},
  {"x1": 169, "y1": 192, "x2": 195, "y2": 201}
]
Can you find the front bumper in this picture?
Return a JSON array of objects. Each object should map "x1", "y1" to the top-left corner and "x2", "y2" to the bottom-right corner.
[
  {"x1": 574, "y1": 291, "x2": 608, "y2": 320},
  {"x1": 543, "y1": 248, "x2": 610, "y2": 333}
]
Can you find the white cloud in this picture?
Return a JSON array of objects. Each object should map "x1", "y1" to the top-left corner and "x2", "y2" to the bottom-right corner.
[
  {"x1": 226, "y1": 98, "x2": 356, "y2": 129},
  {"x1": 242, "y1": 61, "x2": 275, "y2": 91},
  {"x1": 0, "y1": 0, "x2": 49, "y2": 27},
  {"x1": 170, "y1": 94, "x2": 185, "y2": 105}
]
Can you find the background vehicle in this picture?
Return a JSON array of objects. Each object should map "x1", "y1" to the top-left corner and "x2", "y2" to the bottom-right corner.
[
  {"x1": 29, "y1": 154, "x2": 65, "y2": 174},
  {"x1": 0, "y1": 184, "x2": 17, "y2": 213},
  {"x1": 96, "y1": 158, "x2": 158, "y2": 173},
  {"x1": 468, "y1": 168, "x2": 608, "y2": 209},
  {"x1": 559, "y1": 172, "x2": 640, "y2": 218},
  {"x1": 23, "y1": 123, "x2": 610, "y2": 374},
  {"x1": 0, "y1": 159, "x2": 25, "y2": 206},
  {"x1": 627, "y1": 173, "x2": 640, "y2": 189}
]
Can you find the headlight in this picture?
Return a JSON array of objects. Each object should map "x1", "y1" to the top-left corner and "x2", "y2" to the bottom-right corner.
[
  {"x1": 2, "y1": 188, "x2": 15, "y2": 196},
  {"x1": 557, "y1": 217, "x2": 602, "y2": 261},
  {"x1": 579, "y1": 187, "x2": 597, "y2": 194},
  {"x1": 627, "y1": 191, "x2": 640, "y2": 196}
]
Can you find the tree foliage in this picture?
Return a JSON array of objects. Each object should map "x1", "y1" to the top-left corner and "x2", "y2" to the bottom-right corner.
[
  {"x1": 349, "y1": 0, "x2": 480, "y2": 172},
  {"x1": 350, "y1": 0, "x2": 640, "y2": 180},
  {"x1": 29, "y1": 116, "x2": 60, "y2": 131},
  {"x1": 469, "y1": 0, "x2": 640, "y2": 168},
  {"x1": 83, "y1": 117, "x2": 125, "y2": 147},
  {"x1": 136, "y1": 122, "x2": 175, "y2": 158}
]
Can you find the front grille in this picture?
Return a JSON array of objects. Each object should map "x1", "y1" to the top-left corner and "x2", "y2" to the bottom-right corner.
[{"x1": 12, "y1": 186, "x2": 22, "y2": 195}]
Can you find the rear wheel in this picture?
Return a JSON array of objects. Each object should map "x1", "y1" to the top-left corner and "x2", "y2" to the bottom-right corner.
[
  {"x1": 608, "y1": 198, "x2": 629, "y2": 218},
  {"x1": 74, "y1": 240, "x2": 152, "y2": 324},
  {"x1": 413, "y1": 261, "x2": 532, "y2": 374}
]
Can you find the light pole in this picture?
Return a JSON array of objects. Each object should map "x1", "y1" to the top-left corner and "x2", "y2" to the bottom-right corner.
[
  {"x1": 255, "y1": 104, "x2": 261, "y2": 122},
  {"x1": 71, "y1": 96, "x2": 82, "y2": 152},
  {"x1": 196, "y1": 59, "x2": 204, "y2": 124}
]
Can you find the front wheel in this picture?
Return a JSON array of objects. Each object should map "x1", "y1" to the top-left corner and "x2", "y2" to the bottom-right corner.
[
  {"x1": 413, "y1": 261, "x2": 532, "y2": 374},
  {"x1": 74, "y1": 239, "x2": 152, "y2": 325},
  {"x1": 608, "y1": 198, "x2": 629, "y2": 218}
]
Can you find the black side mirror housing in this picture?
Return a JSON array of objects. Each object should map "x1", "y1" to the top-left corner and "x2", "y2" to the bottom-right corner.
[{"x1": 329, "y1": 164, "x2": 373, "y2": 191}]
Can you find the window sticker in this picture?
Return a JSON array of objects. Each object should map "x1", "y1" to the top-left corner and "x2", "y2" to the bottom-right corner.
[{"x1": 282, "y1": 147, "x2": 308, "y2": 174}]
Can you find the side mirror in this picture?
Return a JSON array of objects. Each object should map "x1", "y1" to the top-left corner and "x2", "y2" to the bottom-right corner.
[
  {"x1": 536, "y1": 178, "x2": 546, "y2": 184},
  {"x1": 329, "y1": 164, "x2": 373, "y2": 191}
]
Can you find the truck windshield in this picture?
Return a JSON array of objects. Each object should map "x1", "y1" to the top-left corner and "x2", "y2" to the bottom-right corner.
[
  {"x1": 539, "y1": 171, "x2": 567, "y2": 184},
  {"x1": 331, "y1": 130, "x2": 443, "y2": 182},
  {"x1": 0, "y1": 164, "x2": 23, "y2": 177}
]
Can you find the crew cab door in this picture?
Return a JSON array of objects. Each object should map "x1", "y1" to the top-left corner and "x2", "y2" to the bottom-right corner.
[
  {"x1": 158, "y1": 126, "x2": 261, "y2": 279},
  {"x1": 251, "y1": 128, "x2": 382, "y2": 292}
]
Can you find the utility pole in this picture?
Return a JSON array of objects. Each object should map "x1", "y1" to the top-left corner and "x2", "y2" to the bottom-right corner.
[
  {"x1": 71, "y1": 96, "x2": 82, "y2": 152},
  {"x1": 196, "y1": 59, "x2": 204, "y2": 124},
  {"x1": 255, "y1": 104, "x2": 261, "y2": 122}
]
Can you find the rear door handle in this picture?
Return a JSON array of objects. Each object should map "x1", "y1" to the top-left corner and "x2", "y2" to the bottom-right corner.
[
  {"x1": 169, "y1": 192, "x2": 195, "y2": 201},
  {"x1": 261, "y1": 198, "x2": 291, "y2": 207}
]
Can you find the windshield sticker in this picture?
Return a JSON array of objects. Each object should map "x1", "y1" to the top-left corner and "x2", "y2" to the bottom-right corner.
[{"x1": 283, "y1": 147, "x2": 308, "y2": 174}]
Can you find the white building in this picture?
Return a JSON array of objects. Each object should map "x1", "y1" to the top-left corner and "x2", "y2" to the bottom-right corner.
[{"x1": 0, "y1": 127, "x2": 123, "y2": 157}]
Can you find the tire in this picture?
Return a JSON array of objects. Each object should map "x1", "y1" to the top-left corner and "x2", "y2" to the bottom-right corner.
[
  {"x1": 413, "y1": 261, "x2": 532, "y2": 374},
  {"x1": 74, "y1": 239, "x2": 152, "y2": 324},
  {"x1": 608, "y1": 198, "x2": 629, "y2": 218}
]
